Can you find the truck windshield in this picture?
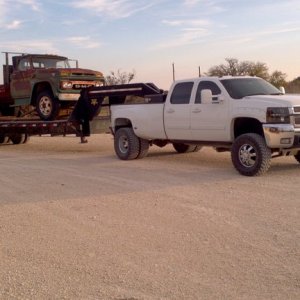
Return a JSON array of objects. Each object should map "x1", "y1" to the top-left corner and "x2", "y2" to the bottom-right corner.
[
  {"x1": 220, "y1": 78, "x2": 281, "y2": 99},
  {"x1": 32, "y1": 58, "x2": 71, "y2": 69}
]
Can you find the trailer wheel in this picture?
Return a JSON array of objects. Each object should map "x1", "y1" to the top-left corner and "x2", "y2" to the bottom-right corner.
[
  {"x1": 231, "y1": 133, "x2": 271, "y2": 176},
  {"x1": 137, "y1": 138, "x2": 149, "y2": 159},
  {"x1": 114, "y1": 127, "x2": 140, "y2": 160},
  {"x1": 0, "y1": 134, "x2": 9, "y2": 144},
  {"x1": 10, "y1": 133, "x2": 28, "y2": 144},
  {"x1": 173, "y1": 143, "x2": 201, "y2": 153},
  {"x1": 36, "y1": 91, "x2": 59, "y2": 120}
]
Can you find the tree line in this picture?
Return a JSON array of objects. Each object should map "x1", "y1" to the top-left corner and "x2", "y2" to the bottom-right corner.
[
  {"x1": 206, "y1": 58, "x2": 300, "y2": 93},
  {"x1": 105, "y1": 58, "x2": 300, "y2": 93}
]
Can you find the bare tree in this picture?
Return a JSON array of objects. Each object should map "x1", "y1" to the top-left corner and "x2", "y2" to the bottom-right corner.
[
  {"x1": 269, "y1": 70, "x2": 287, "y2": 88},
  {"x1": 286, "y1": 77, "x2": 300, "y2": 93},
  {"x1": 207, "y1": 58, "x2": 269, "y2": 80},
  {"x1": 105, "y1": 69, "x2": 136, "y2": 85}
]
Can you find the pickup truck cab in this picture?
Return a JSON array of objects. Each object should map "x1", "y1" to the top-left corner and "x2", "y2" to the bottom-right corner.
[{"x1": 110, "y1": 76, "x2": 300, "y2": 176}]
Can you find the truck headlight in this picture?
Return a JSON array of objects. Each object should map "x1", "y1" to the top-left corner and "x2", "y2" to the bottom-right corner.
[
  {"x1": 266, "y1": 107, "x2": 290, "y2": 124},
  {"x1": 60, "y1": 81, "x2": 73, "y2": 89},
  {"x1": 95, "y1": 81, "x2": 104, "y2": 87}
]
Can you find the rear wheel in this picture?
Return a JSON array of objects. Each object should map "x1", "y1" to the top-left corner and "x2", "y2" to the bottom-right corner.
[
  {"x1": 10, "y1": 133, "x2": 29, "y2": 144},
  {"x1": 173, "y1": 143, "x2": 201, "y2": 153},
  {"x1": 231, "y1": 133, "x2": 271, "y2": 176},
  {"x1": 114, "y1": 127, "x2": 140, "y2": 160},
  {"x1": 137, "y1": 138, "x2": 149, "y2": 159},
  {"x1": 0, "y1": 134, "x2": 9, "y2": 144},
  {"x1": 36, "y1": 91, "x2": 60, "y2": 120}
]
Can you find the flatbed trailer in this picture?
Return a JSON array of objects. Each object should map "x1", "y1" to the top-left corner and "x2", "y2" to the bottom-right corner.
[
  {"x1": 0, "y1": 82, "x2": 165, "y2": 144},
  {"x1": 0, "y1": 88, "x2": 109, "y2": 144}
]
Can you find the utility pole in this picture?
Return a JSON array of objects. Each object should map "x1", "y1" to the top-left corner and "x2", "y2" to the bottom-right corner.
[
  {"x1": 172, "y1": 62, "x2": 175, "y2": 82},
  {"x1": 198, "y1": 66, "x2": 201, "y2": 77}
]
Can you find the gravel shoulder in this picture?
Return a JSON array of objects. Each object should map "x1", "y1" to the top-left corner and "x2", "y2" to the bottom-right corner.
[{"x1": 0, "y1": 134, "x2": 299, "y2": 299}]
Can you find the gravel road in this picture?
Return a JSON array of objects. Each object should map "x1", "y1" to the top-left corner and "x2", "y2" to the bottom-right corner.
[{"x1": 0, "y1": 134, "x2": 299, "y2": 299}]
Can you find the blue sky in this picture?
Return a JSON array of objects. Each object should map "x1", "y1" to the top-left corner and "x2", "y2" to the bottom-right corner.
[{"x1": 0, "y1": 0, "x2": 300, "y2": 89}]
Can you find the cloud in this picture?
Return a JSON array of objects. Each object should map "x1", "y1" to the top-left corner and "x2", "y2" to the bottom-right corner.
[
  {"x1": 183, "y1": 0, "x2": 199, "y2": 7},
  {"x1": 16, "y1": 0, "x2": 40, "y2": 11},
  {"x1": 162, "y1": 19, "x2": 211, "y2": 27},
  {"x1": 156, "y1": 16, "x2": 212, "y2": 49},
  {"x1": 71, "y1": 0, "x2": 155, "y2": 19},
  {"x1": 0, "y1": 0, "x2": 41, "y2": 28},
  {"x1": 67, "y1": 36, "x2": 102, "y2": 49},
  {"x1": 154, "y1": 27, "x2": 210, "y2": 49},
  {"x1": 6, "y1": 20, "x2": 22, "y2": 30},
  {"x1": 1, "y1": 40, "x2": 59, "y2": 54}
]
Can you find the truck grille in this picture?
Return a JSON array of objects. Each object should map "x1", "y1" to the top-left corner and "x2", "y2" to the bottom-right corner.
[
  {"x1": 73, "y1": 83, "x2": 95, "y2": 89},
  {"x1": 295, "y1": 117, "x2": 300, "y2": 125},
  {"x1": 293, "y1": 106, "x2": 300, "y2": 126}
]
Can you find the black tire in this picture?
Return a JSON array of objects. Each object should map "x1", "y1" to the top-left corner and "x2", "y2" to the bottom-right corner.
[
  {"x1": 36, "y1": 91, "x2": 60, "y2": 120},
  {"x1": 0, "y1": 134, "x2": 9, "y2": 144},
  {"x1": 10, "y1": 133, "x2": 28, "y2": 144},
  {"x1": 231, "y1": 133, "x2": 271, "y2": 176},
  {"x1": 137, "y1": 138, "x2": 149, "y2": 159},
  {"x1": 114, "y1": 127, "x2": 140, "y2": 160},
  {"x1": 294, "y1": 151, "x2": 300, "y2": 163},
  {"x1": 173, "y1": 143, "x2": 201, "y2": 153},
  {"x1": 193, "y1": 145, "x2": 202, "y2": 152}
]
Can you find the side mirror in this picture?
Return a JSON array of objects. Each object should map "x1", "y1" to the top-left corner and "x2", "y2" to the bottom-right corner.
[
  {"x1": 279, "y1": 86, "x2": 285, "y2": 94},
  {"x1": 201, "y1": 89, "x2": 213, "y2": 104}
]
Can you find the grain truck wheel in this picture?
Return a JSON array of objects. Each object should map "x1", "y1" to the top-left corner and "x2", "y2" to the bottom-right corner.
[
  {"x1": 10, "y1": 133, "x2": 27, "y2": 144},
  {"x1": 231, "y1": 133, "x2": 271, "y2": 176},
  {"x1": 114, "y1": 127, "x2": 140, "y2": 160},
  {"x1": 173, "y1": 143, "x2": 201, "y2": 153},
  {"x1": 0, "y1": 134, "x2": 9, "y2": 144},
  {"x1": 36, "y1": 91, "x2": 59, "y2": 120}
]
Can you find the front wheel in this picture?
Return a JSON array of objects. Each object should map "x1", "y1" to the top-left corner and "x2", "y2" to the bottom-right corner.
[
  {"x1": 231, "y1": 133, "x2": 271, "y2": 176},
  {"x1": 36, "y1": 91, "x2": 60, "y2": 120},
  {"x1": 114, "y1": 127, "x2": 140, "y2": 160},
  {"x1": 294, "y1": 152, "x2": 300, "y2": 163}
]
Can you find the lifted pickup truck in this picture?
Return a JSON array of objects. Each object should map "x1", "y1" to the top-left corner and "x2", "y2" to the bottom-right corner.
[
  {"x1": 0, "y1": 52, "x2": 104, "y2": 120},
  {"x1": 90, "y1": 76, "x2": 300, "y2": 176}
]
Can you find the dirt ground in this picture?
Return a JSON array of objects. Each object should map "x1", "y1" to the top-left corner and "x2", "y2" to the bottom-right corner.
[{"x1": 0, "y1": 134, "x2": 299, "y2": 300}]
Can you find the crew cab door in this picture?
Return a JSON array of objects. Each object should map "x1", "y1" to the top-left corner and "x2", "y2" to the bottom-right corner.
[
  {"x1": 10, "y1": 57, "x2": 33, "y2": 100},
  {"x1": 190, "y1": 80, "x2": 230, "y2": 141},
  {"x1": 164, "y1": 81, "x2": 194, "y2": 140}
]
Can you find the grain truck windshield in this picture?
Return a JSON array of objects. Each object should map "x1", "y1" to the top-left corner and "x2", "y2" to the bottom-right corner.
[{"x1": 32, "y1": 58, "x2": 71, "y2": 69}]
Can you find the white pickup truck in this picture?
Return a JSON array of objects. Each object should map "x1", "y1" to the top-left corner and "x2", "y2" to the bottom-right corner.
[{"x1": 108, "y1": 76, "x2": 300, "y2": 176}]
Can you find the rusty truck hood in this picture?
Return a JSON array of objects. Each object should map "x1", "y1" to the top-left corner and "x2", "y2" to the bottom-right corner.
[{"x1": 57, "y1": 68, "x2": 104, "y2": 78}]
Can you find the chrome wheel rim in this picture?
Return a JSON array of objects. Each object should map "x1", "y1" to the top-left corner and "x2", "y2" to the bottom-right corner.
[
  {"x1": 39, "y1": 96, "x2": 52, "y2": 117},
  {"x1": 239, "y1": 144, "x2": 256, "y2": 167}
]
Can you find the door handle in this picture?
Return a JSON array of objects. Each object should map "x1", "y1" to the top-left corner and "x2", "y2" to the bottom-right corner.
[
  {"x1": 192, "y1": 108, "x2": 201, "y2": 113},
  {"x1": 166, "y1": 108, "x2": 175, "y2": 113}
]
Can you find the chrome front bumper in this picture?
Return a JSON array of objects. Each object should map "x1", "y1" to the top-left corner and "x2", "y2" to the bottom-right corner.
[
  {"x1": 57, "y1": 93, "x2": 80, "y2": 101},
  {"x1": 263, "y1": 124, "x2": 300, "y2": 148}
]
